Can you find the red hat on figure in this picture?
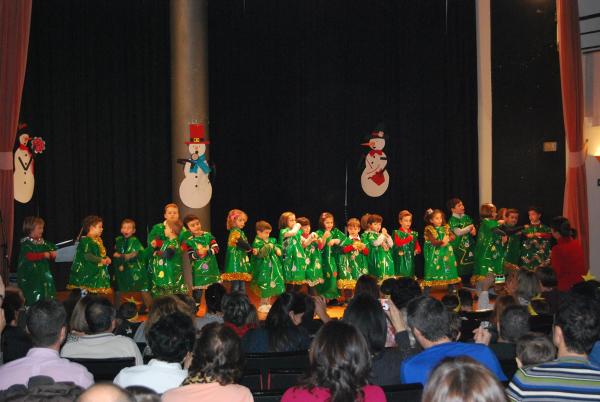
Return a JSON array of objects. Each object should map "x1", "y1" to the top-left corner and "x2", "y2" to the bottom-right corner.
[{"x1": 185, "y1": 123, "x2": 210, "y2": 144}]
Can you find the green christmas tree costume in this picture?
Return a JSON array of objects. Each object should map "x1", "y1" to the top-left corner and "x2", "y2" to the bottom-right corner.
[
  {"x1": 183, "y1": 232, "x2": 221, "y2": 289},
  {"x1": 501, "y1": 225, "x2": 522, "y2": 269},
  {"x1": 279, "y1": 227, "x2": 307, "y2": 285},
  {"x1": 520, "y1": 223, "x2": 552, "y2": 270},
  {"x1": 448, "y1": 214, "x2": 476, "y2": 276},
  {"x1": 250, "y1": 237, "x2": 285, "y2": 298},
  {"x1": 315, "y1": 228, "x2": 346, "y2": 298},
  {"x1": 301, "y1": 234, "x2": 324, "y2": 287},
  {"x1": 471, "y1": 218, "x2": 505, "y2": 284},
  {"x1": 337, "y1": 235, "x2": 369, "y2": 289},
  {"x1": 68, "y1": 236, "x2": 112, "y2": 294},
  {"x1": 113, "y1": 236, "x2": 149, "y2": 292},
  {"x1": 223, "y1": 228, "x2": 253, "y2": 282},
  {"x1": 17, "y1": 237, "x2": 57, "y2": 305},
  {"x1": 361, "y1": 230, "x2": 395, "y2": 281},
  {"x1": 392, "y1": 228, "x2": 420, "y2": 278},
  {"x1": 148, "y1": 236, "x2": 187, "y2": 297},
  {"x1": 423, "y1": 225, "x2": 460, "y2": 287}
]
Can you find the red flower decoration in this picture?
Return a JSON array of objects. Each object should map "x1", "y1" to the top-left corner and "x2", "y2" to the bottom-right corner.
[{"x1": 30, "y1": 137, "x2": 46, "y2": 154}]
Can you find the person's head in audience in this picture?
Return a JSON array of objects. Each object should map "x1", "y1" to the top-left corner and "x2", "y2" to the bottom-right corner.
[
  {"x1": 26, "y1": 299, "x2": 67, "y2": 350},
  {"x1": 354, "y1": 275, "x2": 380, "y2": 300},
  {"x1": 498, "y1": 305, "x2": 530, "y2": 343},
  {"x1": 343, "y1": 293, "x2": 387, "y2": 355},
  {"x1": 265, "y1": 292, "x2": 308, "y2": 352},
  {"x1": 144, "y1": 295, "x2": 194, "y2": 337},
  {"x1": 299, "y1": 321, "x2": 372, "y2": 402},
  {"x1": 174, "y1": 293, "x2": 198, "y2": 316},
  {"x1": 570, "y1": 280, "x2": 600, "y2": 302},
  {"x1": 85, "y1": 296, "x2": 116, "y2": 334},
  {"x1": 289, "y1": 291, "x2": 316, "y2": 328},
  {"x1": 535, "y1": 266, "x2": 558, "y2": 291},
  {"x1": 63, "y1": 288, "x2": 83, "y2": 324},
  {"x1": 222, "y1": 291, "x2": 253, "y2": 327},
  {"x1": 553, "y1": 294, "x2": 600, "y2": 358},
  {"x1": 492, "y1": 295, "x2": 517, "y2": 324},
  {"x1": 390, "y1": 277, "x2": 422, "y2": 310},
  {"x1": 458, "y1": 289, "x2": 473, "y2": 312},
  {"x1": 69, "y1": 294, "x2": 99, "y2": 335},
  {"x1": 550, "y1": 216, "x2": 577, "y2": 240},
  {"x1": 515, "y1": 268, "x2": 542, "y2": 304},
  {"x1": 421, "y1": 356, "x2": 508, "y2": 402},
  {"x1": 205, "y1": 283, "x2": 226, "y2": 315},
  {"x1": 77, "y1": 383, "x2": 134, "y2": 402},
  {"x1": 441, "y1": 294, "x2": 460, "y2": 313},
  {"x1": 125, "y1": 385, "x2": 161, "y2": 402},
  {"x1": 3, "y1": 289, "x2": 25, "y2": 327},
  {"x1": 117, "y1": 302, "x2": 138, "y2": 322},
  {"x1": 516, "y1": 333, "x2": 556, "y2": 368},
  {"x1": 406, "y1": 296, "x2": 451, "y2": 348},
  {"x1": 147, "y1": 311, "x2": 195, "y2": 365},
  {"x1": 183, "y1": 322, "x2": 244, "y2": 385},
  {"x1": 380, "y1": 278, "x2": 399, "y2": 300}
]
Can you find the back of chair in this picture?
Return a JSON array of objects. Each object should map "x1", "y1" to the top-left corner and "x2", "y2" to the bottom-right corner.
[
  {"x1": 529, "y1": 314, "x2": 554, "y2": 334},
  {"x1": 499, "y1": 358, "x2": 519, "y2": 379},
  {"x1": 383, "y1": 383, "x2": 423, "y2": 402},
  {"x1": 244, "y1": 351, "x2": 309, "y2": 391},
  {"x1": 68, "y1": 357, "x2": 136, "y2": 381},
  {"x1": 252, "y1": 389, "x2": 285, "y2": 402}
]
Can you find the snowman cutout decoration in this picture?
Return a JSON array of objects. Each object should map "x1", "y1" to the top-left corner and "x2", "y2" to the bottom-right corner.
[
  {"x1": 360, "y1": 129, "x2": 389, "y2": 197},
  {"x1": 178, "y1": 124, "x2": 212, "y2": 209}
]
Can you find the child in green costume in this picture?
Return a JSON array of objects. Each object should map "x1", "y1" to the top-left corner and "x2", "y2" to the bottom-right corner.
[
  {"x1": 392, "y1": 210, "x2": 421, "y2": 279},
  {"x1": 223, "y1": 209, "x2": 253, "y2": 293},
  {"x1": 361, "y1": 213, "x2": 395, "y2": 282},
  {"x1": 251, "y1": 220, "x2": 285, "y2": 312},
  {"x1": 338, "y1": 218, "x2": 369, "y2": 300},
  {"x1": 315, "y1": 212, "x2": 347, "y2": 299},
  {"x1": 447, "y1": 198, "x2": 477, "y2": 281},
  {"x1": 472, "y1": 203, "x2": 506, "y2": 286},
  {"x1": 422, "y1": 209, "x2": 460, "y2": 293},
  {"x1": 278, "y1": 211, "x2": 307, "y2": 291},
  {"x1": 68, "y1": 215, "x2": 112, "y2": 294},
  {"x1": 17, "y1": 216, "x2": 57, "y2": 305},
  {"x1": 182, "y1": 214, "x2": 220, "y2": 305},
  {"x1": 148, "y1": 219, "x2": 187, "y2": 297},
  {"x1": 298, "y1": 217, "x2": 324, "y2": 291},
  {"x1": 520, "y1": 206, "x2": 552, "y2": 270}
]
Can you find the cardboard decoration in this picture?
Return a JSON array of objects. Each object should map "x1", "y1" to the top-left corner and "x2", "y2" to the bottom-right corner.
[
  {"x1": 360, "y1": 127, "x2": 389, "y2": 197},
  {"x1": 178, "y1": 123, "x2": 212, "y2": 208},
  {"x1": 14, "y1": 124, "x2": 46, "y2": 204}
]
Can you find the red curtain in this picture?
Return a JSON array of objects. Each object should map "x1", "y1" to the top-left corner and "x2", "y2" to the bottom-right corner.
[
  {"x1": 557, "y1": 0, "x2": 589, "y2": 270},
  {"x1": 0, "y1": 0, "x2": 32, "y2": 284}
]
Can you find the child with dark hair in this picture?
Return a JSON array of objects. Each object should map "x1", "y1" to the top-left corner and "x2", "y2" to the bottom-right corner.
[
  {"x1": 520, "y1": 206, "x2": 552, "y2": 270},
  {"x1": 251, "y1": 220, "x2": 285, "y2": 310},
  {"x1": 516, "y1": 333, "x2": 556, "y2": 368},
  {"x1": 114, "y1": 301, "x2": 142, "y2": 338},
  {"x1": 196, "y1": 283, "x2": 226, "y2": 330},
  {"x1": 535, "y1": 266, "x2": 562, "y2": 314},
  {"x1": 0, "y1": 289, "x2": 32, "y2": 362},
  {"x1": 68, "y1": 215, "x2": 112, "y2": 294},
  {"x1": 361, "y1": 214, "x2": 395, "y2": 282},
  {"x1": 447, "y1": 199, "x2": 477, "y2": 282}
]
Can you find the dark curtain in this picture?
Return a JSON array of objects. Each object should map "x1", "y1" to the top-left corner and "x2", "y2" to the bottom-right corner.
[
  {"x1": 208, "y1": 0, "x2": 479, "y2": 260},
  {"x1": 0, "y1": 0, "x2": 32, "y2": 284},
  {"x1": 15, "y1": 0, "x2": 172, "y2": 286}
]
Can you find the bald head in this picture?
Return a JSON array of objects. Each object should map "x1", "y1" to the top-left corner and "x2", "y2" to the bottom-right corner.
[{"x1": 77, "y1": 384, "x2": 134, "y2": 402}]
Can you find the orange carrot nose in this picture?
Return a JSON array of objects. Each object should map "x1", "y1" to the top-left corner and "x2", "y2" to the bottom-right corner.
[{"x1": 361, "y1": 142, "x2": 372, "y2": 147}]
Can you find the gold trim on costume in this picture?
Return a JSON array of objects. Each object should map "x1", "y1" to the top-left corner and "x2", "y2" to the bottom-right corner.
[
  {"x1": 220, "y1": 272, "x2": 252, "y2": 282},
  {"x1": 337, "y1": 279, "x2": 357, "y2": 289},
  {"x1": 420, "y1": 277, "x2": 461, "y2": 288}
]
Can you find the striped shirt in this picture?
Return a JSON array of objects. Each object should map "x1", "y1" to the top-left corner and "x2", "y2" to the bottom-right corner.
[{"x1": 507, "y1": 356, "x2": 600, "y2": 401}]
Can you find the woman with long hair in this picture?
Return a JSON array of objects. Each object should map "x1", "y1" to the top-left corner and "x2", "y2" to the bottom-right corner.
[
  {"x1": 549, "y1": 216, "x2": 586, "y2": 291},
  {"x1": 282, "y1": 320, "x2": 385, "y2": 402}
]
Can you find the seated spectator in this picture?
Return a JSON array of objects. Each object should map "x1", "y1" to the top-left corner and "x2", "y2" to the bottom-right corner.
[
  {"x1": 354, "y1": 274, "x2": 380, "y2": 299},
  {"x1": 78, "y1": 383, "x2": 134, "y2": 402},
  {"x1": 282, "y1": 320, "x2": 385, "y2": 402},
  {"x1": 299, "y1": 294, "x2": 330, "y2": 336},
  {"x1": 133, "y1": 295, "x2": 195, "y2": 344},
  {"x1": 63, "y1": 288, "x2": 84, "y2": 325},
  {"x1": 114, "y1": 312, "x2": 195, "y2": 393},
  {"x1": 343, "y1": 293, "x2": 410, "y2": 386},
  {"x1": 126, "y1": 385, "x2": 161, "y2": 402},
  {"x1": 422, "y1": 356, "x2": 508, "y2": 402},
  {"x1": 458, "y1": 289, "x2": 474, "y2": 312},
  {"x1": 222, "y1": 291, "x2": 257, "y2": 339},
  {"x1": 61, "y1": 296, "x2": 143, "y2": 365},
  {"x1": 549, "y1": 216, "x2": 586, "y2": 292},
  {"x1": 400, "y1": 296, "x2": 506, "y2": 385},
  {"x1": 507, "y1": 294, "x2": 600, "y2": 401},
  {"x1": 390, "y1": 277, "x2": 422, "y2": 310},
  {"x1": 68, "y1": 294, "x2": 98, "y2": 339},
  {"x1": 515, "y1": 333, "x2": 556, "y2": 368},
  {"x1": 162, "y1": 322, "x2": 252, "y2": 402},
  {"x1": 534, "y1": 266, "x2": 563, "y2": 314},
  {"x1": 568, "y1": 281, "x2": 600, "y2": 367},
  {"x1": 114, "y1": 302, "x2": 142, "y2": 338},
  {"x1": 0, "y1": 300, "x2": 93, "y2": 389},
  {"x1": 491, "y1": 295, "x2": 517, "y2": 326},
  {"x1": 1, "y1": 289, "x2": 32, "y2": 362},
  {"x1": 513, "y1": 269, "x2": 542, "y2": 308},
  {"x1": 243, "y1": 292, "x2": 311, "y2": 353},
  {"x1": 441, "y1": 294, "x2": 460, "y2": 312},
  {"x1": 195, "y1": 283, "x2": 226, "y2": 330},
  {"x1": 474, "y1": 305, "x2": 530, "y2": 360}
]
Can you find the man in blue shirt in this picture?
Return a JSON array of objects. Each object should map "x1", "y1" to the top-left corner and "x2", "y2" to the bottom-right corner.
[{"x1": 400, "y1": 296, "x2": 506, "y2": 385}]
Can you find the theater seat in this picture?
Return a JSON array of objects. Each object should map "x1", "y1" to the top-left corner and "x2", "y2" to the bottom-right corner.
[
  {"x1": 382, "y1": 383, "x2": 423, "y2": 402},
  {"x1": 67, "y1": 357, "x2": 136, "y2": 381}
]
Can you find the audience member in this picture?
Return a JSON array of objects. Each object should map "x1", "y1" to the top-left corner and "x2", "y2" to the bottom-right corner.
[
  {"x1": 549, "y1": 216, "x2": 586, "y2": 292},
  {"x1": 77, "y1": 383, "x2": 134, "y2": 402},
  {"x1": 534, "y1": 266, "x2": 562, "y2": 314},
  {"x1": 1, "y1": 289, "x2": 32, "y2": 362},
  {"x1": 389, "y1": 277, "x2": 422, "y2": 310},
  {"x1": 441, "y1": 294, "x2": 460, "y2": 312},
  {"x1": 133, "y1": 295, "x2": 195, "y2": 344},
  {"x1": 0, "y1": 300, "x2": 93, "y2": 389},
  {"x1": 458, "y1": 288, "x2": 474, "y2": 312},
  {"x1": 63, "y1": 288, "x2": 84, "y2": 325},
  {"x1": 343, "y1": 293, "x2": 409, "y2": 386},
  {"x1": 400, "y1": 296, "x2": 506, "y2": 385},
  {"x1": 354, "y1": 274, "x2": 380, "y2": 300},
  {"x1": 68, "y1": 294, "x2": 98, "y2": 338},
  {"x1": 222, "y1": 291, "x2": 257, "y2": 339},
  {"x1": 422, "y1": 356, "x2": 508, "y2": 402},
  {"x1": 243, "y1": 292, "x2": 311, "y2": 353},
  {"x1": 162, "y1": 322, "x2": 252, "y2": 402},
  {"x1": 507, "y1": 294, "x2": 600, "y2": 401},
  {"x1": 125, "y1": 385, "x2": 161, "y2": 402},
  {"x1": 114, "y1": 312, "x2": 195, "y2": 393},
  {"x1": 195, "y1": 283, "x2": 226, "y2": 330},
  {"x1": 114, "y1": 302, "x2": 142, "y2": 338},
  {"x1": 282, "y1": 320, "x2": 385, "y2": 402},
  {"x1": 61, "y1": 296, "x2": 143, "y2": 365},
  {"x1": 474, "y1": 305, "x2": 530, "y2": 360},
  {"x1": 515, "y1": 333, "x2": 556, "y2": 368}
]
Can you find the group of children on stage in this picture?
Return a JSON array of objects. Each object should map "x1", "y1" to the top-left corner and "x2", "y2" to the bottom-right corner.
[{"x1": 16, "y1": 200, "x2": 553, "y2": 308}]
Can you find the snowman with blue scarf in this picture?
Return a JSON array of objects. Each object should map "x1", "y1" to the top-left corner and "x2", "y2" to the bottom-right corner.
[{"x1": 178, "y1": 124, "x2": 212, "y2": 208}]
